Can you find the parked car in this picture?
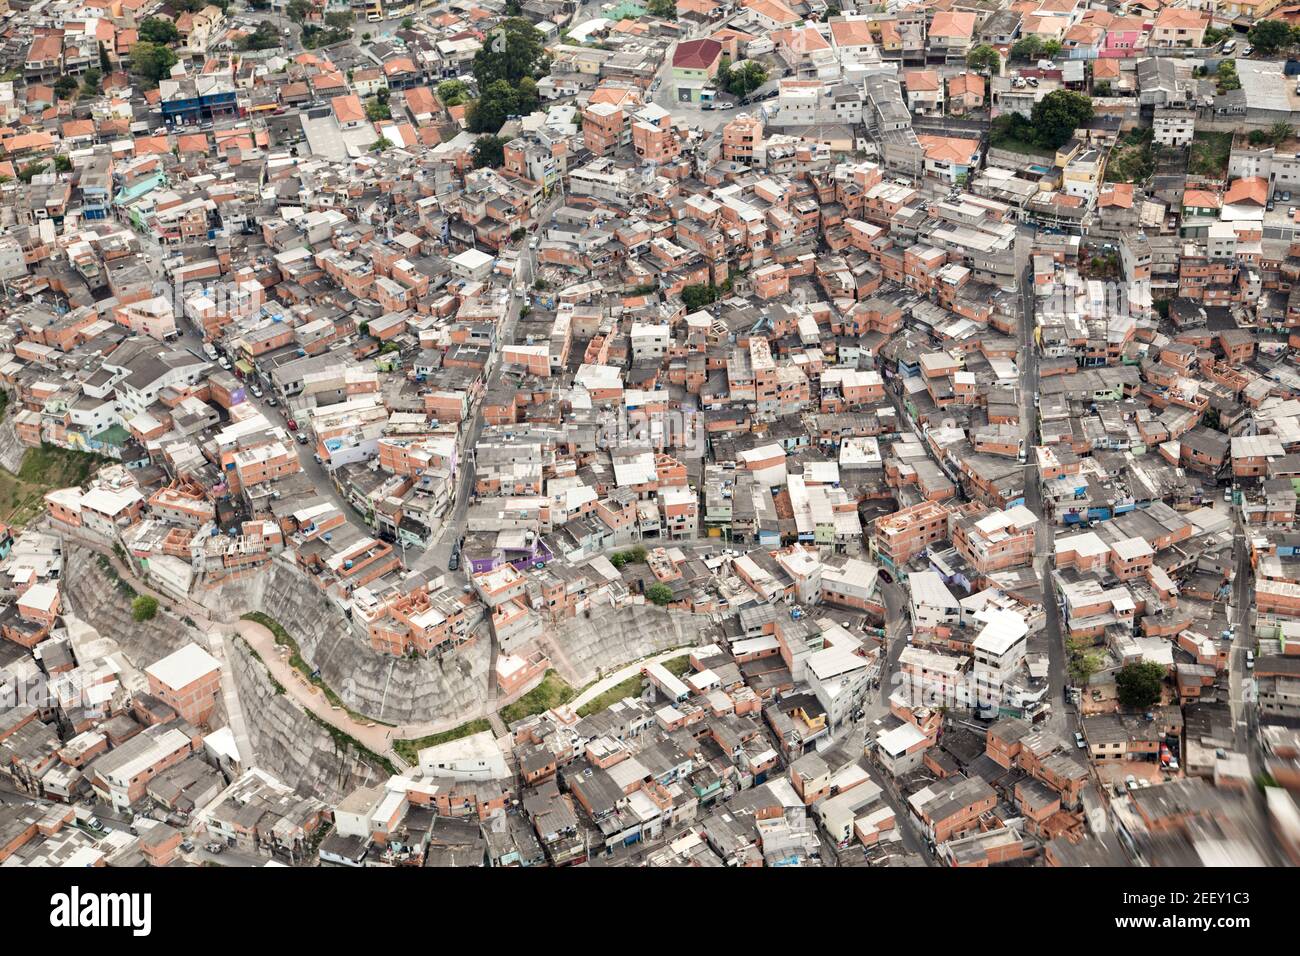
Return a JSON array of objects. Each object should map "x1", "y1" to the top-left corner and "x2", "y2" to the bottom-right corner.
[
  {"x1": 719, "y1": 101, "x2": 735, "y2": 110},
  {"x1": 296, "y1": 433, "x2": 309, "y2": 445},
  {"x1": 205, "y1": 842, "x2": 225, "y2": 855},
  {"x1": 448, "y1": 550, "x2": 460, "y2": 571},
  {"x1": 251, "y1": 385, "x2": 263, "y2": 398},
  {"x1": 1246, "y1": 650, "x2": 1255, "y2": 669},
  {"x1": 180, "y1": 840, "x2": 194, "y2": 853},
  {"x1": 1074, "y1": 732, "x2": 1086, "y2": 749},
  {"x1": 218, "y1": 357, "x2": 231, "y2": 370},
  {"x1": 1125, "y1": 775, "x2": 1138, "y2": 790}
]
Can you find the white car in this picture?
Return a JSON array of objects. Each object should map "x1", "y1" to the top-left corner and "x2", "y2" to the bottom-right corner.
[
  {"x1": 218, "y1": 357, "x2": 231, "y2": 370},
  {"x1": 718, "y1": 102, "x2": 735, "y2": 110}
]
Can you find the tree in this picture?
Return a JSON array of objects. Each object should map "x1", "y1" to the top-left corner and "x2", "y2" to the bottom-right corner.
[
  {"x1": 286, "y1": 0, "x2": 312, "y2": 22},
  {"x1": 370, "y1": 135, "x2": 393, "y2": 152},
  {"x1": 1009, "y1": 35, "x2": 1043, "y2": 61},
  {"x1": 1066, "y1": 637, "x2": 1103, "y2": 685},
  {"x1": 1116, "y1": 661, "x2": 1166, "y2": 709},
  {"x1": 472, "y1": 134, "x2": 507, "y2": 169},
  {"x1": 138, "y1": 17, "x2": 180, "y2": 45},
  {"x1": 80, "y1": 67, "x2": 103, "y2": 97},
  {"x1": 966, "y1": 44, "x2": 1000, "y2": 75},
  {"x1": 131, "y1": 595, "x2": 159, "y2": 622},
  {"x1": 1042, "y1": 39, "x2": 1062, "y2": 58},
  {"x1": 17, "y1": 161, "x2": 46, "y2": 183},
  {"x1": 53, "y1": 75, "x2": 79, "y2": 100},
  {"x1": 1249, "y1": 19, "x2": 1293, "y2": 55},
  {"x1": 438, "y1": 79, "x2": 470, "y2": 106},
  {"x1": 1270, "y1": 120, "x2": 1294, "y2": 145},
  {"x1": 238, "y1": 20, "x2": 282, "y2": 51},
  {"x1": 1216, "y1": 59, "x2": 1241, "y2": 93},
  {"x1": 401, "y1": 17, "x2": 414, "y2": 29},
  {"x1": 724, "y1": 61, "x2": 768, "y2": 98},
  {"x1": 647, "y1": 0, "x2": 676, "y2": 17},
  {"x1": 646, "y1": 583, "x2": 673, "y2": 606},
  {"x1": 365, "y1": 95, "x2": 391, "y2": 121},
  {"x1": 473, "y1": 17, "x2": 546, "y2": 89},
  {"x1": 468, "y1": 77, "x2": 537, "y2": 132},
  {"x1": 681, "y1": 284, "x2": 721, "y2": 310},
  {"x1": 1030, "y1": 89, "x2": 1093, "y2": 150},
  {"x1": 468, "y1": 79, "x2": 514, "y2": 132},
  {"x1": 130, "y1": 41, "x2": 178, "y2": 85},
  {"x1": 99, "y1": 41, "x2": 112, "y2": 73},
  {"x1": 54, "y1": 154, "x2": 72, "y2": 172}
]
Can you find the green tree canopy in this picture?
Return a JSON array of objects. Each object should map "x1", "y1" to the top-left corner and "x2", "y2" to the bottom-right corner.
[
  {"x1": 238, "y1": 20, "x2": 282, "y2": 51},
  {"x1": 1009, "y1": 35, "x2": 1043, "y2": 61},
  {"x1": 472, "y1": 134, "x2": 507, "y2": 169},
  {"x1": 724, "y1": 61, "x2": 768, "y2": 98},
  {"x1": 1248, "y1": 19, "x2": 1293, "y2": 55},
  {"x1": 646, "y1": 583, "x2": 674, "y2": 606},
  {"x1": 1030, "y1": 89, "x2": 1093, "y2": 149},
  {"x1": 130, "y1": 41, "x2": 178, "y2": 85},
  {"x1": 1116, "y1": 661, "x2": 1166, "y2": 709},
  {"x1": 467, "y1": 77, "x2": 538, "y2": 132},
  {"x1": 131, "y1": 595, "x2": 160, "y2": 622},
  {"x1": 681, "y1": 284, "x2": 722, "y2": 310},
  {"x1": 438, "y1": 79, "x2": 470, "y2": 106},
  {"x1": 647, "y1": 0, "x2": 676, "y2": 18},
  {"x1": 53, "y1": 75, "x2": 79, "y2": 100},
  {"x1": 473, "y1": 18, "x2": 546, "y2": 89},
  {"x1": 138, "y1": 17, "x2": 180, "y2": 45},
  {"x1": 966, "y1": 44, "x2": 1000, "y2": 74}
]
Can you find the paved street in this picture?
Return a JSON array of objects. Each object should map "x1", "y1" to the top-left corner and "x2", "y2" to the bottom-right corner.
[{"x1": 1014, "y1": 225, "x2": 1069, "y2": 743}]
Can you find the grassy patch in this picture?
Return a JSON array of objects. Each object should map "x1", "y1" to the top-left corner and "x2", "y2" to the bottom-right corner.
[
  {"x1": 239, "y1": 611, "x2": 394, "y2": 727},
  {"x1": 1189, "y1": 131, "x2": 1232, "y2": 178},
  {"x1": 1105, "y1": 127, "x2": 1154, "y2": 184},
  {"x1": 0, "y1": 443, "x2": 109, "y2": 528},
  {"x1": 498, "y1": 669, "x2": 575, "y2": 725},
  {"x1": 96, "y1": 554, "x2": 136, "y2": 598},
  {"x1": 576, "y1": 674, "x2": 645, "y2": 718},
  {"x1": 989, "y1": 134, "x2": 1052, "y2": 157},
  {"x1": 393, "y1": 718, "x2": 493, "y2": 766},
  {"x1": 662, "y1": 654, "x2": 692, "y2": 678}
]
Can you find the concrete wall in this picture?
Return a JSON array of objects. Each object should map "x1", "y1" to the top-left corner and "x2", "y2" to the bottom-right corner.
[
  {"x1": 197, "y1": 558, "x2": 493, "y2": 726},
  {"x1": 228, "y1": 636, "x2": 387, "y2": 805},
  {"x1": 542, "y1": 601, "x2": 703, "y2": 687},
  {"x1": 62, "y1": 544, "x2": 195, "y2": 668}
]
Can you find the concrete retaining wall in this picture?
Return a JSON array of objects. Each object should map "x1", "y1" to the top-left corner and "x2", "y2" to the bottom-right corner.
[{"x1": 228, "y1": 636, "x2": 387, "y2": 804}]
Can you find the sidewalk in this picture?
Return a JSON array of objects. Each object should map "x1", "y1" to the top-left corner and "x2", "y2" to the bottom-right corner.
[
  {"x1": 235, "y1": 618, "x2": 401, "y2": 762},
  {"x1": 568, "y1": 646, "x2": 695, "y2": 712}
]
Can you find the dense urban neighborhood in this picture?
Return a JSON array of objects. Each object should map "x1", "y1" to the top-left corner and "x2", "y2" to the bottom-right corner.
[{"x1": 0, "y1": 0, "x2": 1296, "y2": 876}]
